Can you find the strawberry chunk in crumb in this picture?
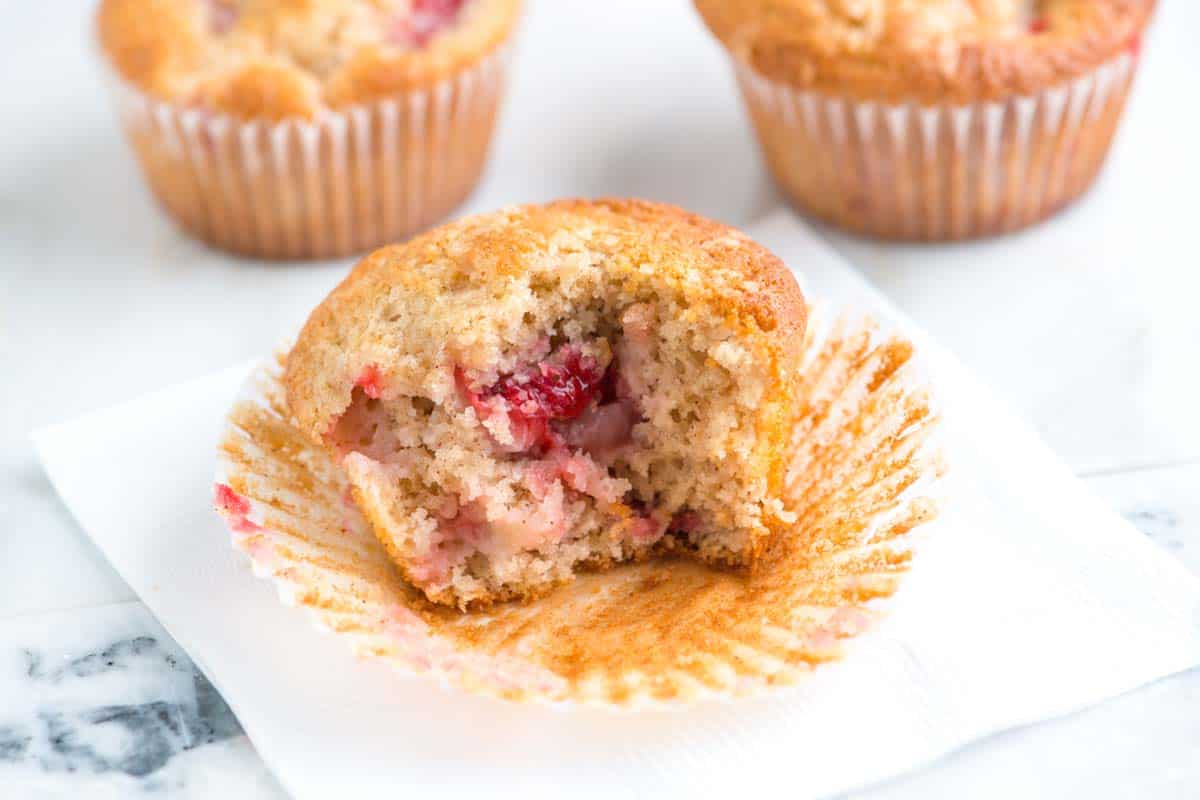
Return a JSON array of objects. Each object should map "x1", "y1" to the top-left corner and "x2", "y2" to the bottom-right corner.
[
  {"x1": 205, "y1": 0, "x2": 240, "y2": 35},
  {"x1": 390, "y1": 0, "x2": 466, "y2": 48},
  {"x1": 627, "y1": 512, "x2": 666, "y2": 545},
  {"x1": 215, "y1": 483, "x2": 250, "y2": 516},
  {"x1": 355, "y1": 364, "x2": 385, "y2": 399},
  {"x1": 214, "y1": 483, "x2": 263, "y2": 534},
  {"x1": 458, "y1": 345, "x2": 609, "y2": 454},
  {"x1": 669, "y1": 510, "x2": 703, "y2": 534},
  {"x1": 490, "y1": 346, "x2": 605, "y2": 422}
]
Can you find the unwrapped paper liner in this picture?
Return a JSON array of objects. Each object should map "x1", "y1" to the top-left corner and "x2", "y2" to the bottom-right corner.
[{"x1": 215, "y1": 308, "x2": 944, "y2": 706}]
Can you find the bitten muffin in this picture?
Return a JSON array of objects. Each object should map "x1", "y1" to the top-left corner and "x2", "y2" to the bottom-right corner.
[
  {"x1": 97, "y1": 0, "x2": 521, "y2": 258},
  {"x1": 283, "y1": 199, "x2": 807, "y2": 608},
  {"x1": 696, "y1": 0, "x2": 1156, "y2": 240}
]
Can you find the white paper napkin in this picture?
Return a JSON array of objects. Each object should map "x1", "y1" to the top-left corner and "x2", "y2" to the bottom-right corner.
[{"x1": 34, "y1": 213, "x2": 1200, "y2": 800}]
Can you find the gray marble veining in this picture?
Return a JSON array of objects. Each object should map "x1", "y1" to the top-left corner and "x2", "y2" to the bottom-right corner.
[
  {"x1": 0, "y1": 605, "x2": 283, "y2": 798},
  {"x1": 4, "y1": 637, "x2": 239, "y2": 778},
  {"x1": 1091, "y1": 464, "x2": 1200, "y2": 576}
]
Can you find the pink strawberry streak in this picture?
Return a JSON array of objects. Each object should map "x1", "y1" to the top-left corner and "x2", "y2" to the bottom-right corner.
[
  {"x1": 670, "y1": 510, "x2": 702, "y2": 534},
  {"x1": 627, "y1": 514, "x2": 665, "y2": 545},
  {"x1": 1028, "y1": 17, "x2": 1141, "y2": 56},
  {"x1": 337, "y1": 485, "x2": 361, "y2": 535},
  {"x1": 379, "y1": 605, "x2": 567, "y2": 694},
  {"x1": 389, "y1": 0, "x2": 466, "y2": 48},
  {"x1": 525, "y1": 448, "x2": 623, "y2": 506},
  {"x1": 379, "y1": 605, "x2": 439, "y2": 671},
  {"x1": 623, "y1": 507, "x2": 703, "y2": 547},
  {"x1": 413, "y1": 502, "x2": 488, "y2": 582},
  {"x1": 354, "y1": 364, "x2": 385, "y2": 400},
  {"x1": 827, "y1": 606, "x2": 873, "y2": 636},
  {"x1": 423, "y1": 450, "x2": 635, "y2": 574},
  {"x1": 556, "y1": 453, "x2": 616, "y2": 504},
  {"x1": 215, "y1": 485, "x2": 284, "y2": 569},
  {"x1": 214, "y1": 483, "x2": 263, "y2": 534},
  {"x1": 803, "y1": 608, "x2": 874, "y2": 653},
  {"x1": 205, "y1": 0, "x2": 239, "y2": 35},
  {"x1": 410, "y1": 552, "x2": 452, "y2": 584},
  {"x1": 215, "y1": 482, "x2": 249, "y2": 515}
]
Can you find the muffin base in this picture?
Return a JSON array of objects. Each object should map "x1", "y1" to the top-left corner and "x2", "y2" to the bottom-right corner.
[
  {"x1": 734, "y1": 51, "x2": 1140, "y2": 241},
  {"x1": 106, "y1": 47, "x2": 511, "y2": 259},
  {"x1": 215, "y1": 310, "x2": 942, "y2": 706}
]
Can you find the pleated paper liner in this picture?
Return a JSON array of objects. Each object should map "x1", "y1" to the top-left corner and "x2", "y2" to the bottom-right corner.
[
  {"x1": 733, "y1": 50, "x2": 1139, "y2": 240},
  {"x1": 104, "y1": 45, "x2": 512, "y2": 260},
  {"x1": 215, "y1": 308, "x2": 944, "y2": 706}
]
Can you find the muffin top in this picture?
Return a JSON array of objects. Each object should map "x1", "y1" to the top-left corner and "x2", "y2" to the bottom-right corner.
[
  {"x1": 283, "y1": 198, "x2": 807, "y2": 443},
  {"x1": 695, "y1": 0, "x2": 1155, "y2": 102},
  {"x1": 97, "y1": 0, "x2": 521, "y2": 119}
]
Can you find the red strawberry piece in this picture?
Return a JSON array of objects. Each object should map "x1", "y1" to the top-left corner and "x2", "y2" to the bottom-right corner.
[
  {"x1": 355, "y1": 364, "x2": 385, "y2": 400},
  {"x1": 390, "y1": 0, "x2": 465, "y2": 47}
]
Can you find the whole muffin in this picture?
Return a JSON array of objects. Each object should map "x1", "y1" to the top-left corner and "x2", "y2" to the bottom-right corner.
[
  {"x1": 284, "y1": 199, "x2": 807, "y2": 608},
  {"x1": 696, "y1": 0, "x2": 1156, "y2": 240},
  {"x1": 97, "y1": 0, "x2": 521, "y2": 258}
]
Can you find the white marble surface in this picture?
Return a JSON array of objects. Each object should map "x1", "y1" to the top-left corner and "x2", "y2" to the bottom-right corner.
[
  {"x1": 2, "y1": 0, "x2": 1198, "y2": 797},
  {"x1": 0, "y1": 605, "x2": 284, "y2": 798}
]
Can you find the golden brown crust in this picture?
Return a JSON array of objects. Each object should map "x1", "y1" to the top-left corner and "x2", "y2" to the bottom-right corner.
[
  {"x1": 695, "y1": 0, "x2": 1156, "y2": 103},
  {"x1": 97, "y1": 0, "x2": 208, "y2": 99},
  {"x1": 97, "y1": 0, "x2": 521, "y2": 120},
  {"x1": 202, "y1": 59, "x2": 323, "y2": 120}
]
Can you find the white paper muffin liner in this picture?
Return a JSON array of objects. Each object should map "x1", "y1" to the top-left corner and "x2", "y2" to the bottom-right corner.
[
  {"x1": 733, "y1": 51, "x2": 1140, "y2": 240},
  {"x1": 214, "y1": 306, "x2": 944, "y2": 707},
  {"x1": 104, "y1": 46, "x2": 511, "y2": 259}
]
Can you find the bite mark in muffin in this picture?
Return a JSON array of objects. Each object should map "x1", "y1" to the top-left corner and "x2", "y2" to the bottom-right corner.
[
  {"x1": 284, "y1": 199, "x2": 807, "y2": 608},
  {"x1": 392, "y1": 0, "x2": 468, "y2": 47}
]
